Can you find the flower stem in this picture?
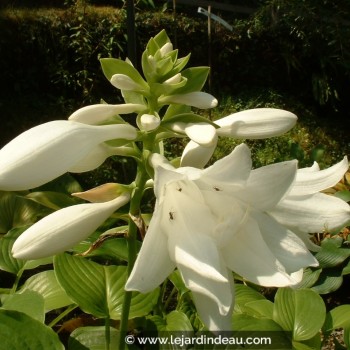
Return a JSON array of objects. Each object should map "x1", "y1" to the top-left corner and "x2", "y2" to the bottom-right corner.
[{"x1": 118, "y1": 161, "x2": 148, "y2": 350}]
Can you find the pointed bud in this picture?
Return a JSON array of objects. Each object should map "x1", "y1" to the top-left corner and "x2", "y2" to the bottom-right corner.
[
  {"x1": 159, "y1": 92, "x2": 218, "y2": 109},
  {"x1": 140, "y1": 113, "x2": 161, "y2": 131},
  {"x1": 12, "y1": 193, "x2": 130, "y2": 259},
  {"x1": 160, "y1": 42, "x2": 173, "y2": 57},
  {"x1": 110, "y1": 74, "x2": 145, "y2": 91}
]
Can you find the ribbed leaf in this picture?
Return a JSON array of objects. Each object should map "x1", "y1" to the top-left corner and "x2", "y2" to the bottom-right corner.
[
  {"x1": 273, "y1": 288, "x2": 325, "y2": 341},
  {"x1": 26, "y1": 191, "x2": 79, "y2": 210},
  {"x1": 1, "y1": 290, "x2": 44, "y2": 322},
  {"x1": 21, "y1": 270, "x2": 73, "y2": 312},
  {"x1": 0, "y1": 309, "x2": 64, "y2": 349},
  {"x1": 68, "y1": 326, "x2": 120, "y2": 350},
  {"x1": 311, "y1": 269, "x2": 343, "y2": 294},
  {"x1": 315, "y1": 237, "x2": 350, "y2": 268},
  {"x1": 294, "y1": 267, "x2": 322, "y2": 289},
  {"x1": 323, "y1": 305, "x2": 350, "y2": 333},
  {"x1": 234, "y1": 284, "x2": 266, "y2": 314},
  {"x1": 54, "y1": 253, "x2": 159, "y2": 320}
]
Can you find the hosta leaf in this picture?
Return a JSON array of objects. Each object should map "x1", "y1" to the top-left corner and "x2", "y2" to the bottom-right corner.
[
  {"x1": 0, "y1": 191, "x2": 44, "y2": 233},
  {"x1": 34, "y1": 173, "x2": 83, "y2": 195},
  {"x1": 315, "y1": 237, "x2": 350, "y2": 268},
  {"x1": 26, "y1": 191, "x2": 79, "y2": 211},
  {"x1": 0, "y1": 309, "x2": 64, "y2": 349},
  {"x1": 323, "y1": 305, "x2": 350, "y2": 333},
  {"x1": 311, "y1": 268, "x2": 343, "y2": 294},
  {"x1": 294, "y1": 267, "x2": 322, "y2": 289},
  {"x1": 334, "y1": 190, "x2": 350, "y2": 202},
  {"x1": 234, "y1": 284, "x2": 266, "y2": 314},
  {"x1": 273, "y1": 288, "x2": 325, "y2": 341},
  {"x1": 20, "y1": 270, "x2": 73, "y2": 312},
  {"x1": 169, "y1": 270, "x2": 189, "y2": 297},
  {"x1": 243, "y1": 299, "x2": 274, "y2": 319},
  {"x1": 232, "y1": 313, "x2": 284, "y2": 332},
  {"x1": 68, "y1": 326, "x2": 121, "y2": 350},
  {"x1": 174, "y1": 67, "x2": 210, "y2": 94},
  {"x1": 54, "y1": 253, "x2": 159, "y2": 320},
  {"x1": 1, "y1": 290, "x2": 44, "y2": 322}
]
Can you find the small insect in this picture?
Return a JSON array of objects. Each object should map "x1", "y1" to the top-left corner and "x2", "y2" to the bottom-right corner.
[
  {"x1": 169, "y1": 211, "x2": 175, "y2": 220},
  {"x1": 176, "y1": 187, "x2": 182, "y2": 192},
  {"x1": 213, "y1": 186, "x2": 222, "y2": 191}
]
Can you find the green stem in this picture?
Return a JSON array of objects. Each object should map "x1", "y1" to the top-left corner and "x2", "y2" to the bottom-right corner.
[
  {"x1": 105, "y1": 316, "x2": 111, "y2": 350},
  {"x1": 48, "y1": 304, "x2": 78, "y2": 328},
  {"x1": 119, "y1": 161, "x2": 149, "y2": 350}
]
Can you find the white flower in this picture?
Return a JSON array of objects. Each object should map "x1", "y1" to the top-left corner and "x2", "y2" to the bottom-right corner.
[
  {"x1": 125, "y1": 144, "x2": 340, "y2": 331},
  {"x1": 110, "y1": 74, "x2": 145, "y2": 91},
  {"x1": 0, "y1": 120, "x2": 137, "y2": 191},
  {"x1": 68, "y1": 103, "x2": 145, "y2": 125},
  {"x1": 181, "y1": 108, "x2": 297, "y2": 167},
  {"x1": 159, "y1": 92, "x2": 218, "y2": 109},
  {"x1": 12, "y1": 193, "x2": 130, "y2": 260},
  {"x1": 140, "y1": 113, "x2": 161, "y2": 132}
]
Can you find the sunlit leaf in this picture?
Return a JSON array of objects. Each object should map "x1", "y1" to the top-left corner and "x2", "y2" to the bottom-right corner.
[
  {"x1": 1, "y1": 290, "x2": 44, "y2": 322},
  {"x1": 20, "y1": 270, "x2": 73, "y2": 312},
  {"x1": 334, "y1": 190, "x2": 350, "y2": 202},
  {"x1": 243, "y1": 299, "x2": 274, "y2": 319},
  {"x1": 323, "y1": 305, "x2": 350, "y2": 333},
  {"x1": 311, "y1": 269, "x2": 343, "y2": 294},
  {"x1": 314, "y1": 237, "x2": 350, "y2": 268},
  {"x1": 273, "y1": 288, "x2": 325, "y2": 341},
  {"x1": 54, "y1": 253, "x2": 159, "y2": 320},
  {"x1": 0, "y1": 309, "x2": 64, "y2": 349},
  {"x1": 234, "y1": 284, "x2": 266, "y2": 314},
  {"x1": 26, "y1": 191, "x2": 80, "y2": 211}
]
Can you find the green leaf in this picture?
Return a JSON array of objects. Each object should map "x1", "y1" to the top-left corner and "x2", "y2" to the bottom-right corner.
[
  {"x1": 68, "y1": 326, "x2": 121, "y2": 350},
  {"x1": 273, "y1": 288, "x2": 326, "y2": 341},
  {"x1": 0, "y1": 309, "x2": 64, "y2": 349},
  {"x1": 243, "y1": 299, "x2": 274, "y2": 319},
  {"x1": 314, "y1": 237, "x2": 350, "y2": 268},
  {"x1": 323, "y1": 305, "x2": 350, "y2": 333},
  {"x1": 34, "y1": 173, "x2": 83, "y2": 195},
  {"x1": 311, "y1": 268, "x2": 343, "y2": 294},
  {"x1": 294, "y1": 267, "x2": 322, "y2": 289},
  {"x1": 0, "y1": 227, "x2": 27, "y2": 274},
  {"x1": 334, "y1": 190, "x2": 350, "y2": 202},
  {"x1": 1, "y1": 290, "x2": 45, "y2": 322},
  {"x1": 150, "y1": 311, "x2": 193, "y2": 332},
  {"x1": 100, "y1": 58, "x2": 148, "y2": 89},
  {"x1": 20, "y1": 270, "x2": 73, "y2": 312},
  {"x1": 0, "y1": 191, "x2": 44, "y2": 233},
  {"x1": 54, "y1": 254, "x2": 159, "y2": 319},
  {"x1": 26, "y1": 191, "x2": 80, "y2": 211},
  {"x1": 232, "y1": 314, "x2": 284, "y2": 332},
  {"x1": 173, "y1": 67, "x2": 210, "y2": 94},
  {"x1": 169, "y1": 270, "x2": 189, "y2": 297},
  {"x1": 234, "y1": 284, "x2": 266, "y2": 314}
]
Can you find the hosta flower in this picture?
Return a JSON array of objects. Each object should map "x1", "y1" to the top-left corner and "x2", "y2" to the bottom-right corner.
[
  {"x1": 68, "y1": 103, "x2": 145, "y2": 125},
  {"x1": 181, "y1": 108, "x2": 297, "y2": 167},
  {"x1": 12, "y1": 192, "x2": 130, "y2": 259},
  {"x1": 159, "y1": 91, "x2": 218, "y2": 109},
  {"x1": 125, "y1": 144, "x2": 347, "y2": 330},
  {"x1": 0, "y1": 120, "x2": 137, "y2": 191}
]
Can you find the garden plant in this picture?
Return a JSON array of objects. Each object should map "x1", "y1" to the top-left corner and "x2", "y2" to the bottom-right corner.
[{"x1": 0, "y1": 30, "x2": 350, "y2": 350}]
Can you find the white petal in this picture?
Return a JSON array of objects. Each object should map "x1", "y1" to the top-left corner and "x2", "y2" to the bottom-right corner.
[
  {"x1": 222, "y1": 218, "x2": 302, "y2": 286},
  {"x1": 140, "y1": 113, "x2": 160, "y2": 131},
  {"x1": 110, "y1": 74, "x2": 144, "y2": 91},
  {"x1": 0, "y1": 121, "x2": 137, "y2": 191},
  {"x1": 160, "y1": 42, "x2": 173, "y2": 56},
  {"x1": 235, "y1": 160, "x2": 297, "y2": 210},
  {"x1": 184, "y1": 123, "x2": 218, "y2": 147},
  {"x1": 201, "y1": 143, "x2": 252, "y2": 190},
  {"x1": 253, "y1": 211, "x2": 318, "y2": 272},
  {"x1": 289, "y1": 157, "x2": 349, "y2": 196},
  {"x1": 180, "y1": 140, "x2": 216, "y2": 168},
  {"x1": 125, "y1": 203, "x2": 175, "y2": 293},
  {"x1": 216, "y1": 108, "x2": 297, "y2": 139},
  {"x1": 12, "y1": 194, "x2": 130, "y2": 259},
  {"x1": 270, "y1": 193, "x2": 350, "y2": 233},
  {"x1": 160, "y1": 92, "x2": 218, "y2": 109},
  {"x1": 68, "y1": 103, "x2": 145, "y2": 125},
  {"x1": 191, "y1": 273, "x2": 234, "y2": 331}
]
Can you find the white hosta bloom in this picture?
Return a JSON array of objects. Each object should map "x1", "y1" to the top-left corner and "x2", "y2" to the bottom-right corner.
[
  {"x1": 68, "y1": 103, "x2": 145, "y2": 125},
  {"x1": 181, "y1": 108, "x2": 297, "y2": 167},
  {"x1": 110, "y1": 74, "x2": 145, "y2": 91},
  {"x1": 126, "y1": 144, "x2": 344, "y2": 330},
  {"x1": 140, "y1": 114, "x2": 161, "y2": 132},
  {"x1": 12, "y1": 193, "x2": 130, "y2": 259},
  {"x1": 0, "y1": 120, "x2": 137, "y2": 191},
  {"x1": 159, "y1": 92, "x2": 218, "y2": 109},
  {"x1": 159, "y1": 42, "x2": 173, "y2": 57}
]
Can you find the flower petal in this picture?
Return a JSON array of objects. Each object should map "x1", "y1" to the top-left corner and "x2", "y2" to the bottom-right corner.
[
  {"x1": 222, "y1": 218, "x2": 302, "y2": 287},
  {"x1": 253, "y1": 211, "x2": 318, "y2": 273},
  {"x1": 234, "y1": 160, "x2": 297, "y2": 210},
  {"x1": 12, "y1": 194, "x2": 130, "y2": 259},
  {"x1": 191, "y1": 273, "x2": 234, "y2": 331},
  {"x1": 270, "y1": 193, "x2": 350, "y2": 233},
  {"x1": 111, "y1": 74, "x2": 145, "y2": 91},
  {"x1": 289, "y1": 157, "x2": 349, "y2": 196},
  {"x1": 125, "y1": 203, "x2": 176, "y2": 293},
  {"x1": 68, "y1": 103, "x2": 145, "y2": 125},
  {"x1": 184, "y1": 123, "x2": 218, "y2": 147},
  {"x1": 216, "y1": 108, "x2": 297, "y2": 139},
  {"x1": 180, "y1": 140, "x2": 216, "y2": 168},
  {"x1": 0, "y1": 121, "x2": 137, "y2": 191}
]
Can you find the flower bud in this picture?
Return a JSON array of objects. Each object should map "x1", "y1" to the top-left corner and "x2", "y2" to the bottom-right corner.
[
  {"x1": 110, "y1": 74, "x2": 144, "y2": 91},
  {"x1": 140, "y1": 113, "x2": 161, "y2": 132},
  {"x1": 160, "y1": 92, "x2": 218, "y2": 109}
]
